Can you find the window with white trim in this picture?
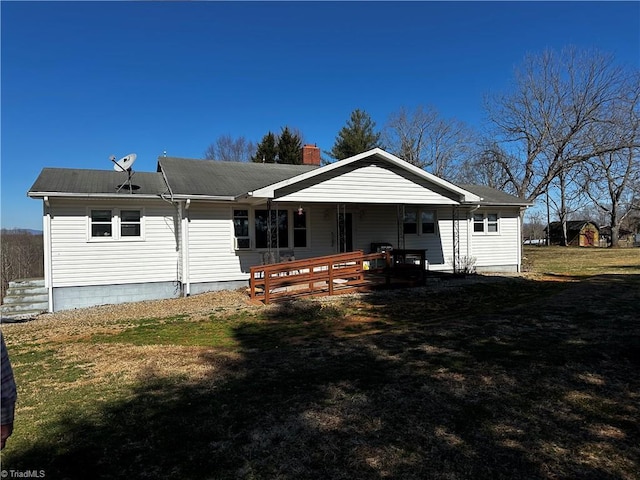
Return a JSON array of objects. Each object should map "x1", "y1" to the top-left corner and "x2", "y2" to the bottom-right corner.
[
  {"x1": 403, "y1": 207, "x2": 418, "y2": 234},
  {"x1": 120, "y1": 210, "x2": 141, "y2": 237},
  {"x1": 421, "y1": 210, "x2": 436, "y2": 234},
  {"x1": 487, "y1": 213, "x2": 499, "y2": 233},
  {"x1": 473, "y1": 213, "x2": 485, "y2": 233},
  {"x1": 404, "y1": 207, "x2": 436, "y2": 235},
  {"x1": 89, "y1": 208, "x2": 143, "y2": 240},
  {"x1": 255, "y1": 209, "x2": 289, "y2": 249},
  {"x1": 91, "y1": 210, "x2": 113, "y2": 237},
  {"x1": 473, "y1": 213, "x2": 499, "y2": 234},
  {"x1": 293, "y1": 210, "x2": 307, "y2": 248},
  {"x1": 233, "y1": 209, "x2": 250, "y2": 249},
  {"x1": 232, "y1": 208, "x2": 309, "y2": 250}
]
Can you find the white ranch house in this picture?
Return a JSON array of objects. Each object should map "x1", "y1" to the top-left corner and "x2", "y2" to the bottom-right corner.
[{"x1": 28, "y1": 147, "x2": 530, "y2": 312}]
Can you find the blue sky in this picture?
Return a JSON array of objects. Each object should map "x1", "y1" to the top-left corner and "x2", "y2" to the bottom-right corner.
[{"x1": 2, "y1": 1, "x2": 639, "y2": 230}]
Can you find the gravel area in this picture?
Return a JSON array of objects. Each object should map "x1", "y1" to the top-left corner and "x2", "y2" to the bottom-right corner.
[
  {"x1": 1, "y1": 274, "x2": 519, "y2": 340},
  {"x1": 1, "y1": 288, "x2": 262, "y2": 342}
]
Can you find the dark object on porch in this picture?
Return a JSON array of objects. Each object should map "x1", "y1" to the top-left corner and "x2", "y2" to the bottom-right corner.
[
  {"x1": 370, "y1": 242, "x2": 393, "y2": 254},
  {"x1": 390, "y1": 249, "x2": 427, "y2": 284}
]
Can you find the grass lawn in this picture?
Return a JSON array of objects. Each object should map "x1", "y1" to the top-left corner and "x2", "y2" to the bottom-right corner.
[{"x1": 1, "y1": 246, "x2": 639, "y2": 479}]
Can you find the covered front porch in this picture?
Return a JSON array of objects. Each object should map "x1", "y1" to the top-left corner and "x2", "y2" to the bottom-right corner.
[
  {"x1": 239, "y1": 150, "x2": 480, "y2": 276},
  {"x1": 234, "y1": 200, "x2": 470, "y2": 276}
]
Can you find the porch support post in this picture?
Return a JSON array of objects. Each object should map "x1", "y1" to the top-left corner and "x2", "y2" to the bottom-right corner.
[
  {"x1": 396, "y1": 205, "x2": 403, "y2": 250},
  {"x1": 452, "y1": 205, "x2": 460, "y2": 274},
  {"x1": 43, "y1": 197, "x2": 53, "y2": 312},
  {"x1": 266, "y1": 199, "x2": 273, "y2": 263}
]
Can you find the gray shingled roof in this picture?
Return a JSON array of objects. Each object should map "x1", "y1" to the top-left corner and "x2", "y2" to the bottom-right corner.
[
  {"x1": 458, "y1": 184, "x2": 530, "y2": 206},
  {"x1": 28, "y1": 159, "x2": 529, "y2": 208},
  {"x1": 28, "y1": 168, "x2": 168, "y2": 196},
  {"x1": 157, "y1": 157, "x2": 319, "y2": 197}
]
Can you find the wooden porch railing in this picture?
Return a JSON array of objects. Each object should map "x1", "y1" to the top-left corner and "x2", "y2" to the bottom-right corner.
[{"x1": 249, "y1": 250, "x2": 391, "y2": 304}]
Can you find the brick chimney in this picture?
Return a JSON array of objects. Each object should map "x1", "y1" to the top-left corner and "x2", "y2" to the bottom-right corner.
[{"x1": 301, "y1": 144, "x2": 321, "y2": 165}]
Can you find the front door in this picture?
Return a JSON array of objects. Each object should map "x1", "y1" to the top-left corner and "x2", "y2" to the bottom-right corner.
[{"x1": 337, "y1": 212, "x2": 353, "y2": 252}]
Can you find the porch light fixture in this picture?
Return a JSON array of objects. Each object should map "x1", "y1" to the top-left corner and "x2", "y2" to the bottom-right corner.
[{"x1": 297, "y1": 206, "x2": 304, "y2": 216}]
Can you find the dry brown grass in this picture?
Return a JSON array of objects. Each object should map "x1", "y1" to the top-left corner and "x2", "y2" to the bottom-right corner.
[{"x1": 2, "y1": 249, "x2": 639, "y2": 479}]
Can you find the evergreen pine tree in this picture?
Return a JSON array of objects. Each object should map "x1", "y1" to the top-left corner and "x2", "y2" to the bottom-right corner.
[
  {"x1": 277, "y1": 127, "x2": 303, "y2": 164},
  {"x1": 329, "y1": 109, "x2": 382, "y2": 161},
  {"x1": 252, "y1": 131, "x2": 278, "y2": 163}
]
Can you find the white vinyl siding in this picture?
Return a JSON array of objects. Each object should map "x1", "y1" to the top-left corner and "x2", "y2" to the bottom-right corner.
[
  {"x1": 49, "y1": 199, "x2": 178, "y2": 287},
  {"x1": 188, "y1": 203, "x2": 250, "y2": 282},
  {"x1": 471, "y1": 210, "x2": 520, "y2": 268},
  {"x1": 46, "y1": 199, "x2": 523, "y2": 292},
  {"x1": 275, "y1": 165, "x2": 459, "y2": 205}
]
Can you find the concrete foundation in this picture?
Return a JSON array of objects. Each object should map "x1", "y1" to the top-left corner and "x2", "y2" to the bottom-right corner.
[{"x1": 51, "y1": 279, "x2": 251, "y2": 312}]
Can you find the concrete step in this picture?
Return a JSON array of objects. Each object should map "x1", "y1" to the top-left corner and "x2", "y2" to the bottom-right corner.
[
  {"x1": 2, "y1": 295, "x2": 49, "y2": 306},
  {"x1": 1, "y1": 310, "x2": 46, "y2": 322},
  {"x1": 2, "y1": 289, "x2": 49, "y2": 305},
  {"x1": 1, "y1": 301, "x2": 48, "y2": 313},
  {"x1": 9, "y1": 278, "x2": 45, "y2": 288},
  {"x1": 7, "y1": 285, "x2": 47, "y2": 294},
  {"x1": 2, "y1": 277, "x2": 47, "y2": 321}
]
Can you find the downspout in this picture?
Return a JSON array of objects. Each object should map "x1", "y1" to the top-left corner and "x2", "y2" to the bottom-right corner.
[
  {"x1": 468, "y1": 204, "x2": 481, "y2": 262},
  {"x1": 183, "y1": 199, "x2": 191, "y2": 296},
  {"x1": 158, "y1": 162, "x2": 186, "y2": 294},
  {"x1": 517, "y1": 207, "x2": 524, "y2": 273},
  {"x1": 43, "y1": 197, "x2": 53, "y2": 312}
]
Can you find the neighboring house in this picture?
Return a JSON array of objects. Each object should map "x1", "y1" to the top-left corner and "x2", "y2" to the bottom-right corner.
[
  {"x1": 28, "y1": 147, "x2": 530, "y2": 312},
  {"x1": 545, "y1": 220, "x2": 600, "y2": 247}
]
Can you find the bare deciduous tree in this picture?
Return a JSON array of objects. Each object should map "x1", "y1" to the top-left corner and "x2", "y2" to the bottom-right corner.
[
  {"x1": 482, "y1": 47, "x2": 638, "y2": 244},
  {"x1": 384, "y1": 105, "x2": 474, "y2": 180},
  {"x1": 577, "y1": 72, "x2": 640, "y2": 246},
  {"x1": 456, "y1": 141, "x2": 519, "y2": 193},
  {"x1": 204, "y1": 135, "x2": 256, "y2": 162}
]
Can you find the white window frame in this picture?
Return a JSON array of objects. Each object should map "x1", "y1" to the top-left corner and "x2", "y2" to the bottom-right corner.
[
  {"x1": 120, "y1": 209, "x2": 142, "y2": 238},
  {"x1": 87, "y1": 207, "x2": 145, "y2": 242},
  {"x1": 472, "y1": 212, "x2": 500, "y2": 235},
  {"x1": 487, "y1": 213, "x2": 499, "y2": 234},
  {"x1": 404, "y1": 207, "x2": 437, "y2": 236},
  {"x1": 89, "y1": 209, "x2": 113, "y2": 239},
  {"x1": 420, "y1": 209, "x2": 437, "y2": 235},
  {"x1": 233, "y1": 209, "x2": 251, "y2": 250},
  {"x1": 403, "y1": 206, "x2": 419, "y2": 235},
  {"x1": 232, "y1": 207, "x2": 310, "y2": 251},
  {"x1": 293, "y1": 208, "x2": 308, "y2": 249}
]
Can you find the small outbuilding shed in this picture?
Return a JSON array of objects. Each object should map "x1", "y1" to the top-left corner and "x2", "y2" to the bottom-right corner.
[{"x1": 545, "y1": 221, "x2": 600, "y2": 247}]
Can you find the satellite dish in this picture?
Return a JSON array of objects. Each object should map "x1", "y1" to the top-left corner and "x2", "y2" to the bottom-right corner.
[
  {"x1": 110, "y1": 153, "x2": 138, "y2": 193},
  {"x1": 112, "y1": 153, "x2": 137, "y2": 172}
]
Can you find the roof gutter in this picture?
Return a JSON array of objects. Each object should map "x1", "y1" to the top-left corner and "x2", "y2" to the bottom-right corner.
[
  {"x1": 171, "y1": 194, "x2": 236, "y2": 202},
  {"x1": 28, "y1": 192, "x2": 166, "y2": 200},
  {"x1": 29, "y1": 191, "x2": 238, "y2": 202},
  {"x1": 462, "y1": 201, "x2": 534, "y2": 208}
]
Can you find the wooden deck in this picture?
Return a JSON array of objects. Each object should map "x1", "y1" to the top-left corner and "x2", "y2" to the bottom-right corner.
[{"x1": 249, "y1": 249, "x2": 427, "y2": 304}]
